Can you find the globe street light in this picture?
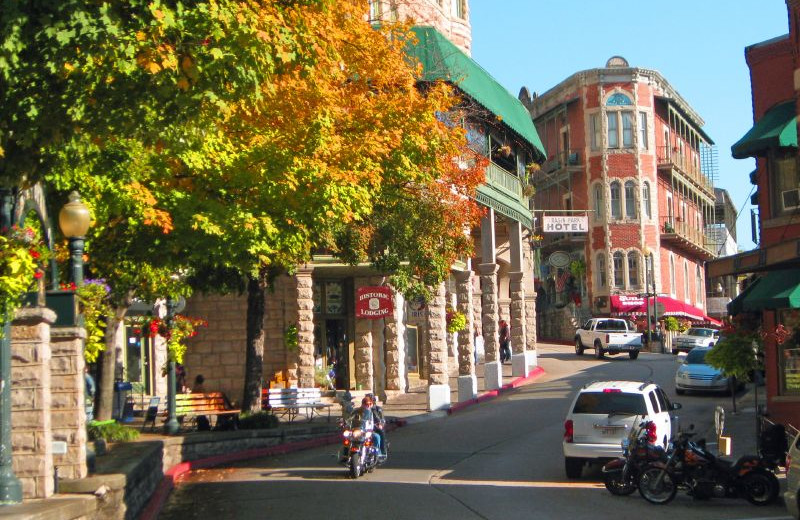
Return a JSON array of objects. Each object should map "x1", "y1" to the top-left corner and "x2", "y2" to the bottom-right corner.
[
  {"x1": 58, "y1": 192, "x2": 92, "y2": 286},
  {"x1": 163, "y1": 298, "x2": 180, "y2": 435}
]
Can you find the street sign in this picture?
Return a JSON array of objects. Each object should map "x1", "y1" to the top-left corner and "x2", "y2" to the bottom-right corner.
[{"x1": 542, "y1": 215, "x2": 588, "y2": 233}]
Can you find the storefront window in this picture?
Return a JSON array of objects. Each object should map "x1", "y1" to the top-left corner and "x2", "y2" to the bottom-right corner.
[{"x1": 780, "y1": 309, "x2": 800, "y2": 395}]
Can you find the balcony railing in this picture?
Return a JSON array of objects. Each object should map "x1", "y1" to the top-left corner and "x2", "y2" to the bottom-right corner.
[
  {"x1": 659, "y1": 216, "x2": 715, "y2": 257},
  {"x1": 541, "y1": 149, "x2": 581, "y2": 174},
  {"x1": 485, "y1": 161, "x2": 523, "y2": 200},
  {"x1": 656, "y1": 146, "x2": 713, "y2": 193}
]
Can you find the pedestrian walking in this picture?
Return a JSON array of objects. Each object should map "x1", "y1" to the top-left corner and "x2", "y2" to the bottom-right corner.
[{"x1": 499, "y1": 319, "x2": 511, "y2": 363}]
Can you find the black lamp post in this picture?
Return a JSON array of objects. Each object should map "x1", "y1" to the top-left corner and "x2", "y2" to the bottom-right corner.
[
  {"x1": 163, "y1": 298, "x2": 180, "y2": 435},
  {"x1": 0, "y1": 188, "x2": 22, "y2": 504},
  {"x1": 58, "y1": 192, "x2": 92, "y2": 287}
]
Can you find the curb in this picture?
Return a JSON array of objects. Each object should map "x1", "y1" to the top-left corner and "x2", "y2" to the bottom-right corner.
[{"x1": 139, "y1": 365, "x2": 547, "y2": 520}]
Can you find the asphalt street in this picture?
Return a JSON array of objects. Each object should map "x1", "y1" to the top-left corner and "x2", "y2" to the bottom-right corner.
[{"x1": 158, "y1": 343, "x2": 791, "y2": 520}]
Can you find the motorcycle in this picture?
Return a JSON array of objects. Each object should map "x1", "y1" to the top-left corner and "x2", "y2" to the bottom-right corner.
[
  {"x1": 638, "y1": 427, "x2": 780, "y2": 506},
  {"x1": 339, "y1": 417, "x2": 382, "y2": 479},
  {"x1": 602, "y1": 420, "x2": 666, "y2": 496}
]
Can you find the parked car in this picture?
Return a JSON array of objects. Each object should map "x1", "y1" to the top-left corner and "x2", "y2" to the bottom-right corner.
[
  {"x1": 574, "y1": 318, "x2": 643, "y2": 360},
  {"x1": 562, "y1": 380, "x2": 681, "y2": 479},
  {"x1": 672, "y1": 327, "x2": 720, "y2": 354},
  {"x1": 674, "y1": 346, "x2": 741, "y2": 395},
  {"x1": 786, "y1": 429, "x2": 800, "y2": 519}
]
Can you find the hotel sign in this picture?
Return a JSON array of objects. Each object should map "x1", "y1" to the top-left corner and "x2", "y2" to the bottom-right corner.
[{"x1": 542, "y1": 215, "x2": 588, "y2": 233}]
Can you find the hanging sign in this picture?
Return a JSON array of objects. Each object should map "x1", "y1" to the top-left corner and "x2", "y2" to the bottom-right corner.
[
  {"x1": 548, "y1": 251, "x2": 571, "y2": 268},
  {"x1": 542, "y1": 215, "x2": 588, "y2": 233},
  {"x1": 355, "y1": 286, "x2": 394, "y2": 319}
]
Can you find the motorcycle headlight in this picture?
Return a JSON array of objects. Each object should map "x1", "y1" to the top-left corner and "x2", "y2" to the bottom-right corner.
[
  {"x1": 343, "y1": 430, "x2": 352, "y2": 438},
  {"x1": 352, "y1": 428, "x2": 364, "y2": 439}
]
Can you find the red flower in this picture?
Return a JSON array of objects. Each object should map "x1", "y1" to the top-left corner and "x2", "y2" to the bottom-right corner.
[
  {"x1": 29, "y1": 249, "x2": 40, "y2": 259},
  {"x1": 33, "y1": 270, "x2": 43, "y2": 279}
]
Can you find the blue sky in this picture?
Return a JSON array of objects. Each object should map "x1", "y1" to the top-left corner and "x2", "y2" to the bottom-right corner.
[{"x1": 469, "y1": 0, "x2": 790, "y2": 250}]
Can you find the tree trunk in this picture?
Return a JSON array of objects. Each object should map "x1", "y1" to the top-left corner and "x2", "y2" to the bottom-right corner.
[
  {"x1": 95, "y1": 305, "x2": 128, "y2": 421},
  {"x1": 242, "y1": 271, "x2": 267, "y2": 412}
]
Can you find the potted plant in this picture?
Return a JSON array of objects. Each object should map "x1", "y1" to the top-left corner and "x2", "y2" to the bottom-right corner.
[
  {"x1": 569, "y1": 259, "x2": 586, "y2": 278},
  {"x1": 497, "y1": 144, "x2": 512, "y2": 157},
  {"x1": 445, "y1": 307, "x2": 467, "y2": 333}
]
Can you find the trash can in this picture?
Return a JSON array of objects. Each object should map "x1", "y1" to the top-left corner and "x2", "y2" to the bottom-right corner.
[{"x1": 113, "y1": 382, "x2": 133, "y2": 421}]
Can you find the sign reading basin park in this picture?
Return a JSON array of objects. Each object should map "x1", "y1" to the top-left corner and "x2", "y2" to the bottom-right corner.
[
  {"x1": 542, "y1": 215, "x2": 588, "y2": 233},
  {"x1": 355, "y1": 286, "x2": 394, "y2": 319}
]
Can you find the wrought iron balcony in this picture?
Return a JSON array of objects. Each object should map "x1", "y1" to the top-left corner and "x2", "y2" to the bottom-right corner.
[
  {"x1": 659, "y1": 216, "x2": 716, "y2": 260},
  {"x1": 656, "y1": 146, "x2": 713, "y2": 194}
]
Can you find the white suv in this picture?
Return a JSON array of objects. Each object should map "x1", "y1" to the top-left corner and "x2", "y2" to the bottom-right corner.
[{"x1": 562, "y1": 380, "x2": 681, "y2": 479}]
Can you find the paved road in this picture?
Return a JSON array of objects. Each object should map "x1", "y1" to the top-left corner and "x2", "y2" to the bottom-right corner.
[{"x1": 159, "y1": 344, "x2": 791, "y2": 520}]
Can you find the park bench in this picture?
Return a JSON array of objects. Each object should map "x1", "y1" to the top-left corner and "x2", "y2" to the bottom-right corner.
[
  {"x1": 172, "y1": 392, "x2": 240, "y2": 431},
  {"x1": 261, "y1": 387, "x2": 332, "y2": 423}
]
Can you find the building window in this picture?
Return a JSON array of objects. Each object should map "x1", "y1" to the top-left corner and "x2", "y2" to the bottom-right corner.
[
  {"x1": 779, "y1": 310, "x2": 800, "y2": 395},
  {"x1": 627, "y1": 252, "x2": 640, "y2": 289},
  {"x1": 369, "y1": 0, "x2": 382, "y2": 20},
  {"x1": 593, "y1": 183, "x2": 604, "y2": 219},
  {"x1": 642, "y1": 182, "x2": 651, "y2": 219},
  {"x1": 455, "y1": 0, "x2": 465, "y2": 18},
  {"x1": 772, "y1": 155, "x2": 800, "y2": 217},
  {"x1": 669, "y1": 256, "x2": 676, "y2": 296},
  {"x1": 607, "y1": 112, "x2": 619, "y2": 148},
  {"x1": 613, "y1": 251, "x2": 624, "y2": 288},
  {"x1": 590, "y1": 113, "x2": 601, "y2": 150},
  {"x1": 639, "y1": 111, "x2": 648, "y2": 150},
  {"x1": 684, "y1": 261, "x2": 689, "y2": 301},
  {"x1": 610, "y1": 181, "x2": 621, "y2": 219},
  {"x1": 695, "y1": 265, "x2": 703, "y2": 304},
  {"x1": 597, "y1": 253, "x2": 607, "y2": 288},
  {"x1": 622, "y1": 112, "x2": 634, "y2": 148},
  {"x1": 607, "y1": 93, "x2": 633, "y2": 106},
  {"x1": 624, "y1": 180, "x2": 636, "y2": 219}
]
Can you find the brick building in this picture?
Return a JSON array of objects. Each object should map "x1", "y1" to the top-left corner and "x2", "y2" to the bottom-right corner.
[
  {"x1": 523, "y1": 56, "x2": 720, "y2": 341},
  {"x1": 708, "y1": 0, "x2": 800, "y2": 428}
]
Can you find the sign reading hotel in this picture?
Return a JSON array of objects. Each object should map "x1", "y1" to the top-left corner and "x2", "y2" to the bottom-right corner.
[
  {"x1": 355, "y1": 286, "x2": 394, "y2": 319},
  {"x1": 542, "y1": 215, "x2": 588, "y2": 233}
]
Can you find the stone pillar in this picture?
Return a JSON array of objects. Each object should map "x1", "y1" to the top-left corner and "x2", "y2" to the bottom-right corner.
[
  {"x1": 454, "y1": 270, "x2": 477, "y2": 402},
  {"x1": 354, "y1": 277, "x2": 374, "y2": 391},
  {"x1": 525, "y1": 294, "x2": 538, "y2": 366},
  {"x1": 480, "y1": 263, "x2": 502, "y2": 390},
  {"x1": 426, "y1": 282, "x2": 450, "y2": 410},
  {"x1": 50, "y1": 327, "x2": 88, "y2": 480},
  {"x1": 384, "y1": 289, "x2": 405, "y2": 396},
  {"x1": 294, "y1": 268, "x2": 315, "y2": 388},
  {"x1": 509, "y1": 271, "x2": 533, "y2": 377},
  {"x1": 11, "y1": 308, "x2": 56, "y2": 499}
]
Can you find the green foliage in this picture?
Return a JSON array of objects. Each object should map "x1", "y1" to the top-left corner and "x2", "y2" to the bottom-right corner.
[
  {"x1": 569, "y1": 260, "x2": 586, "y2": 278},
  {"x1": 75, "y1": 279, "x2": 111, "y2": 363},
  {"x1": 663, "y1": 316, "x2": 680, "y2": 331},
  {"x1": 446, "y1": 308, "x2": 467, "y2": 333},
  {"x1": 285, "y1": 324, "x2": 298, "y2": 352},
  {"x1": 0, "y1": 226, "x2": 48, "y2": 333},
  {"x1": 706, "y1": 332, "x2": 760, "y2": 382},
  {"x1": 87, "y1": 420, "x2": 140, "y2": 442},
  {"x1": 237, "y1": 411, "x2": 278, "y2": 430}
]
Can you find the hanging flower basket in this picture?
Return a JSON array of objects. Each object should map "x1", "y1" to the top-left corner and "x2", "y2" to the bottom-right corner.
[{"x1": 446, "y1": 308, "x2": 467, "y2": 333}]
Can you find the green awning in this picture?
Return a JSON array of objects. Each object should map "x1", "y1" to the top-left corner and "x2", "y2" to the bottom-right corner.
[
  {"x1": 407, "y1": 26, "x2": 545, "y2": 159},
  {"x1": 732, "y1": 100, "x2": 797, "y2": 159},
  {"x1": 742, "y1": 270, "x2": 800, "y2": 311},
  {"x1": 727, "y1": 276, "x2": 761, "y2": 316}
]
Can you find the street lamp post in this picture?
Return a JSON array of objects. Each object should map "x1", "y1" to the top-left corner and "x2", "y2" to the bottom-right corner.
[
  {"x1": 0, "y1": 188, "x2": 22, "y2": 504},
  {"x1": 58, "y1": 192, "x2": 92, "y2": 287},
  {"x1": 163, "y1": 298, "x2": 180, "y2": 435}
]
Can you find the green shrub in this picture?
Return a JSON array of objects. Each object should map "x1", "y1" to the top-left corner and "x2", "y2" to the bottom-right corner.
[
  {"x1": 88, "y1": 420, "x2": 140, "y2": 442},
  {"x1": 663, "y1": 316, "x2": 680, "y2": 331},
  {"x1": 238, "y1": 411, "x2": 279, "y2": 430}
]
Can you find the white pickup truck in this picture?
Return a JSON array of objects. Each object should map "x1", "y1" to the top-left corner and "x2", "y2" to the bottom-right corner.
[{"x1": 574, "y1": 318, "x2": 643, "y2": 360}]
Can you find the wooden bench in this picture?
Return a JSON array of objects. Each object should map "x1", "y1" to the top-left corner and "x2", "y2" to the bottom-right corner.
[
  {"x1": 173, "y1": 392, "x2": 240, "y2": 431},
  {"x1": 261, "y1": 387, "x2": 332, "y2": 423}
]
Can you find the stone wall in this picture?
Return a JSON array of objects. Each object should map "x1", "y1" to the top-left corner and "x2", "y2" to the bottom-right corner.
[{"x1": 50, "y1": 327, "x2": 88, "y2": 480}]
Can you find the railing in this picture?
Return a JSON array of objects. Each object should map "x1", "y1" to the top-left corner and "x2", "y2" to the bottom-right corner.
[
  {"x1": 656, "y1": 146, "x2": 713, "y2": 193},
  {"x1": 485, "y1": 161, "x2": 523, "y2": 200},
  {"x1": 659, "y1": 216, "x2": 714, "y2": 254},
  {"x1": 542, "y1": 149, "x2": 581, "y2": 174}
]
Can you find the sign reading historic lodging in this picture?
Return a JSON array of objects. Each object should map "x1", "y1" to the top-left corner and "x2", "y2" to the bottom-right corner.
[
  {"x1": 355, "y1": 286, "x2": 394, "y2": 319},
  {"x1": 542, "y1": 215, "x2": 588, "y2": 233}
]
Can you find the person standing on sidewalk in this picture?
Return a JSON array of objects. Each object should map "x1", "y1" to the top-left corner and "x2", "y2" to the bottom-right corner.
[{"x1": 499, "y1": 319, "x2": 511, "y2": 363}]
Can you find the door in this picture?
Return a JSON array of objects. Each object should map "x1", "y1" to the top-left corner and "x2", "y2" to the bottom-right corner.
[{"x1": 405, "y1": 325, "x2": 419, "y2": 374}]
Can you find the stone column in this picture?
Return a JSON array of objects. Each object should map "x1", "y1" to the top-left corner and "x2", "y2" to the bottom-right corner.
[
  {"x1": 426, "y1": 282, "x2": 450, "y2": 410},
  {"x1": 480, "y1": 263, "x2": 502, "y2": 390},
  {"x1": 384, "y1": 289, "x2": 405, "y2": 397},
  {"x1": 509, "y1": 271, "x2": 533, "y2": 377},
  {"x1": 370, "y1": 279, "x2": 386, "y2": 399},
  {"x1": 354, "y1": 277, "x2": 374, "y2": 391},
  {"x1": 294, "y1": 267, "x2": 315, "y2": 388},
  {"x1": 525, "y1": 294, "x2": 538, "y2": 366},
  {"x1": 50, "y1": 327, "x2": 88, "y2": 480},
  {"x1": 11, "y1": 308, "x2": 56, "y2": 499},
  {"x1": 454, "y1": 270, "x2": 477, "y2": 402}
]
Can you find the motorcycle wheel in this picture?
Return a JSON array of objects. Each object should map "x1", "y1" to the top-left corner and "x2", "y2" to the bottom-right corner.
[
  {"x1": 603, "y1": 469, "x2": 637, "y2": 496},
  {"x1": 638, "y1": 466, "x2": 678, "y2": 505},
  {"x1": 349, "y1": 453, "x2": 361, "y2": 479},
  {"x1": 740, "y1": 470, "x2": 779, "y2": 506}
]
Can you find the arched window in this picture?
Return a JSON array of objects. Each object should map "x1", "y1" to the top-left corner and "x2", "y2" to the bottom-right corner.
[
  {"x1": 624, "y1": 181, "x2": 636, "y2": 219},
  {"x1": 369, "y1": 0, "x2": 382, "y2": 20},
  {"x1": 606, "y1": 93, "x2": 634, "y2": 149},
  {"x1": 669, "y1": 256, "x2": 676, "y2": 296},
  {"x1": 596, "y1": 253, "x2": 607, "y2": 288},
  {"x1": 606, "y1": 93, "x2": 633, "y2": 106},
  {"x1": 613, "y1": 251, "x2": 624, "y2": 288},
  {"x1": 696, "y1": 265, "x2": 703, "y2": 304},
  {"x1": 627, "y1": 252, "x2": 640, "y2": 288},
  {"x1": 642, "y1": 182, "x2": 652, "y2": 219},
  {"x1": 684, "y1": 261, "x2": 690, "y2": 301},
  {"x1": 610, "y1": 182, "x2": 622, "y2": 219},
  {"x1": 593, "y1": 184, "x2": 604, "y2": 219}
]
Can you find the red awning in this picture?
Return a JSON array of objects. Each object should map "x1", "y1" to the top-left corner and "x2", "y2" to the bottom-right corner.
[{"x1": 609, "y1": 295, "x2": 721, "y2": 325}]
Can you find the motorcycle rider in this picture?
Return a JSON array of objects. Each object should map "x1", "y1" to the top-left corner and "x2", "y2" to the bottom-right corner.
[
  {"x1": 353, "y1": 396, "x2": 382, "y2": 458},
  {"x1": 366, "y1": 393, "x2": 387, "y2": 462}
]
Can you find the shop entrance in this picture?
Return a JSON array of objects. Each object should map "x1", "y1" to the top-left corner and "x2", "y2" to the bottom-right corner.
[{"x1": 313, "y1": 278, "x2": 354, "y2": 389}]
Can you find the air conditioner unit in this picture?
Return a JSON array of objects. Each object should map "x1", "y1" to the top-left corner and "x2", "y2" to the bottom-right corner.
[{"x1": 782, "y1": 188, "x2": 800, "y2": 210}]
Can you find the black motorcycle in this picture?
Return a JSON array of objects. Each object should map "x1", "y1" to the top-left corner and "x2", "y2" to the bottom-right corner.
[
  {"x1": 339, "y1": 418, "x2": 382, "y2": 479},
  {"x1": 638, "y1": 428, "x2": 780, "y2": 506},
  {"x1": 602, "y1": 420, "x2": 666, "y2": 496}
]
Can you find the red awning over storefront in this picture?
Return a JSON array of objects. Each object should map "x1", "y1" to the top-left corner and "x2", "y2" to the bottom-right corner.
[{"x1": 609, "y1": 295, "x2": 721, "y2": 326}]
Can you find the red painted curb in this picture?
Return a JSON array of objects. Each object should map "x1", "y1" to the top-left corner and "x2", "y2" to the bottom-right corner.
[{"x1": 448, "y1": 366, "x2": 546, "y2": 415}]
